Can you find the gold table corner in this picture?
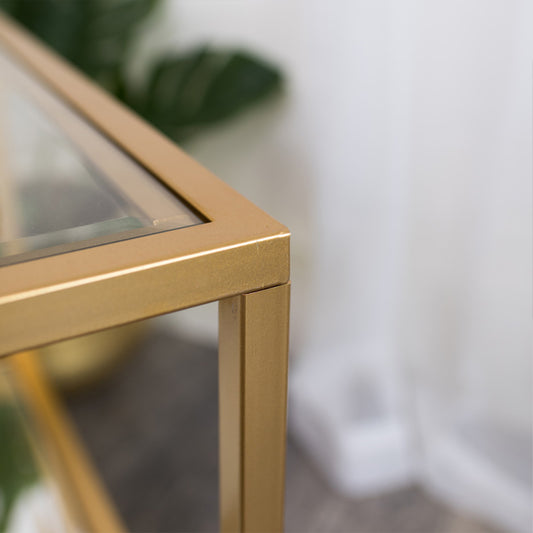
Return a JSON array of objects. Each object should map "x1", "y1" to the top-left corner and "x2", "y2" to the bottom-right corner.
[{"x1": 0, "y1": 12, "x2": 290, "y2": 533}]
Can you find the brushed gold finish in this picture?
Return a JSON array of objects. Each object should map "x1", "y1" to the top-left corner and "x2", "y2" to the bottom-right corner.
[
  {"x1": 0, "y1": 233, "x2": 289, "y2": 357},
  {"x1": 0, "y1": 14, "x2": 289, "y2": 357},
  {"x1": 219, "y1": 284, "x2": 290, "y2": 533}
]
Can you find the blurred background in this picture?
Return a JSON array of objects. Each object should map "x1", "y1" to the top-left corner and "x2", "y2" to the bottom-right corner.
[{"x1": 0, "y1": 1, "x2": 531, "y2": 532}]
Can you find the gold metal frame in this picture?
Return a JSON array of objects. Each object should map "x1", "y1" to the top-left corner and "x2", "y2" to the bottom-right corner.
[{"x1": 0, "y1": 13, "x2": 290, "y2": 533}]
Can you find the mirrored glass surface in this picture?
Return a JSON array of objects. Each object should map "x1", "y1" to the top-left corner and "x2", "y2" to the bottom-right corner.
[{"x1": 0, "y1": 45, "x2": 203, "y2": 266}]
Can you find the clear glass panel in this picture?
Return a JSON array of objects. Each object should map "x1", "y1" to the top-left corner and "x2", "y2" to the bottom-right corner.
[
  {"x1": 0, "y1": 45, "x2": 203, "y2": 266},
  {"x1": 0, "y1": 361, "x2": 83, "y2": 532}
]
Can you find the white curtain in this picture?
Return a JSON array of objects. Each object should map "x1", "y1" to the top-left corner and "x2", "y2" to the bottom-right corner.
[
  {"x1": 145, "y1": 2, "x2": 532, "y2": 532},
  {"x1": 290, "y1": 3, "x2": 532, "y2": 532}
]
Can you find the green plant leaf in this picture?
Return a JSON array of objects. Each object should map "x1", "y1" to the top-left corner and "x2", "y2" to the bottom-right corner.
[
  {"x1": 139, "y1": 48, "x2": 282, "y2": 141},
  {"x1": 198, "y1": 51, "x2": 282, "y2": 122},
  {"x1": 0, "y1": 0, "x2": 283, "y2": 143},
  {"x1": 139, "y1": 47, "x2": 210, "y2": 121},
  {"x1": 0, "y1": 0, "x2": 160, "y2": 93},
  {"x1": 0, "y1": 404, "x2": 40, "y2": 532},
  {"x1": 0, "y1": 0, "x2": 90, "y2": 61}
]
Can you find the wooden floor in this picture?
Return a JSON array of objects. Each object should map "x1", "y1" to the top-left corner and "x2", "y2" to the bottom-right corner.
[{"x1": 65, "y1": 328, "x2": 502, "y2": 533}]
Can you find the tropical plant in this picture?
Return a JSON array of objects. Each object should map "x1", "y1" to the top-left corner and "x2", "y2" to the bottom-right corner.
[{"x1": 0, "y1": 0, "x2": 282, "y2": 142}]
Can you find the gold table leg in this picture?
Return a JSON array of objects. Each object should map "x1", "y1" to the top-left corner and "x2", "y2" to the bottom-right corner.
[{"x1": 219, "y1": 283, "x2": 290, "y2": 533}]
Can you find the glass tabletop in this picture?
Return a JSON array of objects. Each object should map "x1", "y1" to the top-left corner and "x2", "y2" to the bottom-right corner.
[{"x1": 0, "y1": 45, "x2": 203, "y2": 267}]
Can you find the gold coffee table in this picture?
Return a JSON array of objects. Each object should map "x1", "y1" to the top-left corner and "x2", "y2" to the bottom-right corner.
[{"x1": 0, "y1": 14, "x2": 290, "y2": 533}]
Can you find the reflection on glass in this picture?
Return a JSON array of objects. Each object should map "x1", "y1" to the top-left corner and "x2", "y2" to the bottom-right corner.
[{"x1": 0, "y1": 45, "x2": 203, "y2": 266}]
